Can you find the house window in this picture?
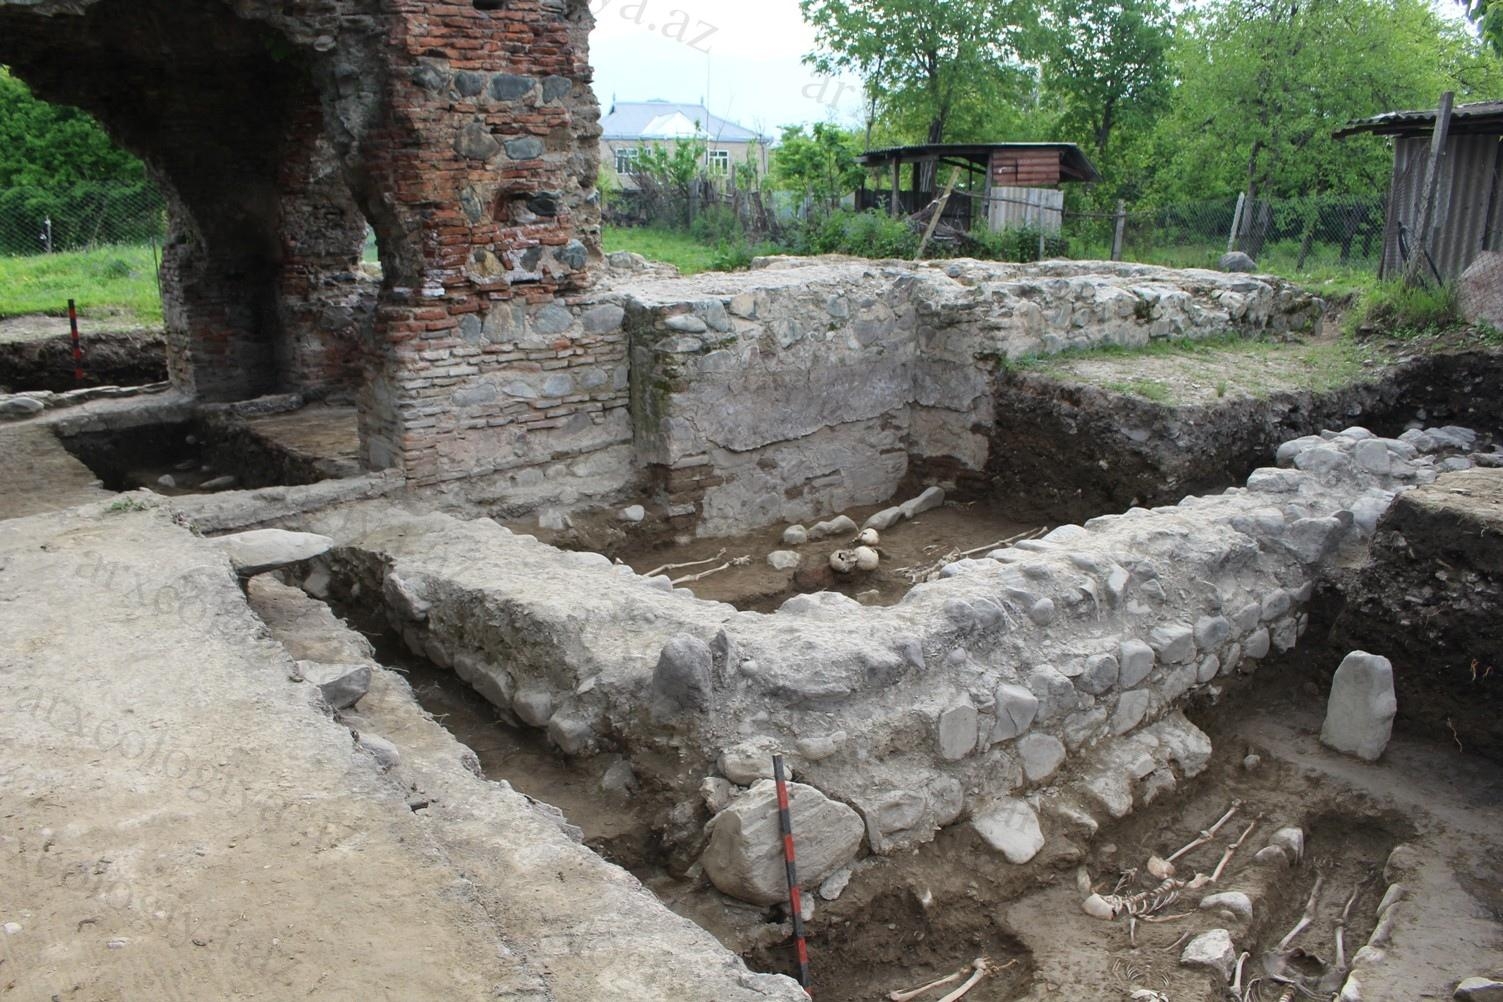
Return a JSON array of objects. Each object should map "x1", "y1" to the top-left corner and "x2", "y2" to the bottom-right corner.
[
  {"x1": 614, "y1": 147, "x2": 640, "y2": 174},
  {"x1": 707, "y1": 149, "x2": 731, "y2": 174}
]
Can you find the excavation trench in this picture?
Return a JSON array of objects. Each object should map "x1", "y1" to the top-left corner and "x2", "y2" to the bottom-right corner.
[
  {"x1": 534, "y1": 495, "x2": 1054, "y2": 613},
  {"x1": 313, "y1": 564, "x2": 1043, "y2": 1002},
  {"x1": 301, "y1": 558, "x2": 1420, "y2": 1002},
  {"x1": 0, "y1": 324, "x2": 168, "y2": 394},
  {"x1": 53, "y1": 402, "x2": 360, "y2": 495}
]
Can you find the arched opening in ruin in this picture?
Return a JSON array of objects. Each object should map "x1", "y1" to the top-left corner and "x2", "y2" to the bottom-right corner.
[{"x1": 0, "y1": 0, "x2": 603, "y2": 482}]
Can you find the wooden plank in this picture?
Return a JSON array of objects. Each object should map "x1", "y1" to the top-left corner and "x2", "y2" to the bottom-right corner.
[
  {"x1": 917, "y1": 167, "x2": 962, "y2": 259},
  {"x1": 1405, "y1": 91, "x2": 1455, "y2": 285}
]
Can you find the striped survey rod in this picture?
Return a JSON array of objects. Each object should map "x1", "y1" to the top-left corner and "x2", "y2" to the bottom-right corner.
[
  {"x1": 773, "y1": 754, "x2": 813, "y2": 996},
  {"x1": 67, "y1": 298, "x2": 83, "y2": 384}
]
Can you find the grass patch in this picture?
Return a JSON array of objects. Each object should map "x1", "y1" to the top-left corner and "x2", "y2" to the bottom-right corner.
[
  {"x1": 1103, "y1": 378, "x2": 1173, "y2": 401},
  {"x1": 602, "y1": 226, "x2": 724, "y2": 275},
  {"x1": 1343, "y1": 280, "x2": 1459, "y2": 339},
  {"x1": 1016, "y1": 331, "x2": 1387, "y2": 404},
  {"x1": 0, "y1": 243, "x2": 162, "y2": 324}
]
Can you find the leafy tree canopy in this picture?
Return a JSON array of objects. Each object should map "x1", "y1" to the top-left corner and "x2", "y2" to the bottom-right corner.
[
  {"x1": 799, "y1": 0, "x2": 1038, "y2": 145},
  {"x1": 1141, "y1": 0, "x2": 1503, "y2": 204},
  {"x1": 0, "y1": 68, "x2": 145, "y2": 190}
]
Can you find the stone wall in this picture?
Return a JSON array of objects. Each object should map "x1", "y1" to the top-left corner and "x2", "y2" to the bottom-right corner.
[
  {"x1": 298, "y1": 422, "x2": 1474, "y2": 906},
  {"x1": 587, "y1": 257, "x2": 1321, "y2": 535}
]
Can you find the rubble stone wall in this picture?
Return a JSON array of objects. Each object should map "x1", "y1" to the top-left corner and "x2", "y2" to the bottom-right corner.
[
  {"x1": 303, "y1": 422, "x2": 1467, "y2": 906},
  {"x1": 601, "y1": 257, "x2": 1321, "y2": 535}
]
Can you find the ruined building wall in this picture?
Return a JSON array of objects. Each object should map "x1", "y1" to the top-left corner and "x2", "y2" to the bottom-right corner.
[
  {"x1": 598, "y1": 258, "x2": 1323, "y2": 536},
  {"x1": 0, "y1": 0, "x2": 604, "y2": 473}
]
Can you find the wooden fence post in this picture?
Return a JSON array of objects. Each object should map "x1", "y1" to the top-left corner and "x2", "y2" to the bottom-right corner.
[
  {"x1": 1404, "y1": 91, "x2": 1455, "y2": 285},
  {"x1": 1111, "y1": 200, "x2": 1127, "y2": 261},
  {"x1": 1227, "y1": 192, "x2": 1246, "y2": 254}
]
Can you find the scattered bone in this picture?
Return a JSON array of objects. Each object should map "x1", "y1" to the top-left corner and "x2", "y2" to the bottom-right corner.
[
  {"x1": 935, "y1": 958, "x2": 1012, "y2": 1002},
  {"x1": 1209, "y1": 819, "x2": 1259, "y2": 883},
  {"x1": 1277, "y1": 871, "x2": 1326, "y2": 953},
  {"x1": 1167, "y1": 800, "x2": 1242, "y2": 863},
  {"x1": 1332, "y1": 871, "x2": 1376, "y2": 983},
  {"x1": 1147, "y1": 854, "x2": 1176, "y2": 880},
  {"x1": 646, "y1": 548, "x2": 726, "y2": 578},
  {"x1": 897, "y1": 528, "x2": 1045, "y2": 583},
  {"x1": 1231, "y1": 951, "x2": 1251, "y2": 997},
  {"x1": 889, "y1": 966, "x2": 966, "y2": 1001},
  {"x1": 889, "y1": 958, "x2": 1016, "y2": 1002},
  {"x1": 830, "y1": 549, "x2": 860, "y2": 574},
  {"x1": 671, "y1": 555, "x2": 750, "y2": 585}
]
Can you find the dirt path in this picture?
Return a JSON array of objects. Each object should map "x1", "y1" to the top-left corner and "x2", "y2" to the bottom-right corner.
[{"x1": 0, "y1": 505, "x2": 805, "y2": 1001}]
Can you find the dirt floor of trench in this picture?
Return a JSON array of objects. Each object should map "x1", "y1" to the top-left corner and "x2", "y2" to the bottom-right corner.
[{"x1": 524, "y1": 498, "x2": 1052, "y2": 612}]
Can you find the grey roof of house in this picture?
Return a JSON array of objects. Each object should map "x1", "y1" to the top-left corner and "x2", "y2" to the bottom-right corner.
[
  {"x1": 1335, "y1": 100, "x2": 1503, "y2": 138},
  {"x1": 601, "y1": 100, "x2": 766, "y2": 143}
]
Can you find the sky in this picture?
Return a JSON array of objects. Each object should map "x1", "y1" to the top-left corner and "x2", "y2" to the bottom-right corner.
[
  {"x1": 587, "y1": 0, "x2": 867, "y2": 137},
  {"x1": 587, "y1": 0, "x2": 1478, "y2": 139}
]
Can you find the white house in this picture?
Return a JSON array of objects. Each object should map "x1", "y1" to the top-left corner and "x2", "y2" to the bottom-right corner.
[{"x1": 600, "y1": 99, "x2": 769, "y2": 187}]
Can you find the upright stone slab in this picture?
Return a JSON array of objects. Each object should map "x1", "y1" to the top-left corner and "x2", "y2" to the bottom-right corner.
[{"x1": 1320, "y1": 651, "x2": 1397, "y2": 762}]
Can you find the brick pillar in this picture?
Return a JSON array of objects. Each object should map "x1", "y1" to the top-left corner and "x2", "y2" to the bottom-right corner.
[{"x1": 354, "y1": 0, "x2": 604, "y2": 478}]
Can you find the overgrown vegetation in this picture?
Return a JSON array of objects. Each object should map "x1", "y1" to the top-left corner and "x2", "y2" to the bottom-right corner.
[
  {"x1": 0, "y1": 243, "x2": 162, "y2": 322},
  {"x1": 0, "y1": 70, "x2": 163, "y2": 254},
  {"x1": 1343, "y1": 281, "x2": 1461, "y2": 338}
]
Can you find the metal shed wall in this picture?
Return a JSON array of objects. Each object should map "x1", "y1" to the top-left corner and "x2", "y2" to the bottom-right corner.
[{"x1": 1381, "y1": 133, "x2": 1503, "y2": 280}]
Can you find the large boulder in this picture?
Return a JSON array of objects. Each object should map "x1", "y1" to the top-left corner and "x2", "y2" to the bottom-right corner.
[
  {"x1": 1220, "y1": 251, "x2": 1258, "y2": 273},
  {"x1": 1321, "y1": 651, "x2": 1397, "y2": 761},
  {"x1": 700, "y1": 780, "x2": 864, "y2": 906},
  {"x1": 214, "y1": 529, "x2": 333, "y2": 576},
  {"x1": 1458, "y1": 251, "x2": 1503, "y2": 329}
]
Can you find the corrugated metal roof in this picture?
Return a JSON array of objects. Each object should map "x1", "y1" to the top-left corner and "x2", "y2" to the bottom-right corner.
[
  {"x1": 601, "y1": 101, "x2": 764, "y2": 143},
  {"x1": 1335, "y1": 100, "x2": 1503, "y2": 138},
  {"x1": 857, "y1": 143, "x2": 1101, "y2": 183}
]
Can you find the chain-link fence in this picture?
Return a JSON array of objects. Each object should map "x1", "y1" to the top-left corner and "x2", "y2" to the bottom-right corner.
[
  {"x1": 0, "y1": 180, "x2": 165, "y2": 256},
  {"x1": 1039, "y1": 193, "x2": 1389, "y2": 275}
]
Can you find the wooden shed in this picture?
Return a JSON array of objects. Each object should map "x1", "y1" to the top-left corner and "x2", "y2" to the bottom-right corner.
[
  {"x1": 1335, "y1": 99, "x2": 1503, "y2": 281},
  {"x1": 855, "y1": 143, "x2": 1100, "y2": 233}
]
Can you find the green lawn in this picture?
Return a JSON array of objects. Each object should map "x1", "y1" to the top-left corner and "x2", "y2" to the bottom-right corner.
[
  {"x1": 0, "y1": 243, "x2": 163, "y2": 324},
  {"x1": 602, "y1": 226, "x2": 725, "y2": 275}
]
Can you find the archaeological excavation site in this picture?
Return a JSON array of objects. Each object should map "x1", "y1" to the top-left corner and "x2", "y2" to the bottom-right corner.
[{"x1": 2, "y1": 2, "x2": 1502, "y2": 1001}]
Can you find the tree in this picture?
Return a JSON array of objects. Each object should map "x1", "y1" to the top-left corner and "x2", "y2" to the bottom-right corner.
[
  {"x1": 799, "y1": 0, "x2": 1038, "y2": 148},
  {"x1": 0, "y1": 68, "x2": 145, "y2": 190},
  {"x1": 770, "y1": 123, "x2": 864, "y2": 213},
  {"x1": 1035, "y1": 0, "x2": 1173, "y2": 162},
  {"x1": 0, "y1": 68, "x2": 160, "y2": 253},
  {"x1": 1144, "y1": 0, "x2": 1502, "y2": 209},
  {"x1": 634, "y1": 136, "x2": 709, "y2": 227},
  {"x1": 1462, "y1": 0, "x2": 1502, "y2": 54}
]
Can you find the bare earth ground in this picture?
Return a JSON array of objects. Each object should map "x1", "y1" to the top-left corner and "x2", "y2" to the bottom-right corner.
[
  {"x1": 532, "y1": 499, "x2": 1050, "y2": 612},
  {"x1": 0, "y1": 506, "x2": 805, "y2": 1002},
  {"x1": 0, "y1": 312, "x2": 159, "y2": 346}
]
